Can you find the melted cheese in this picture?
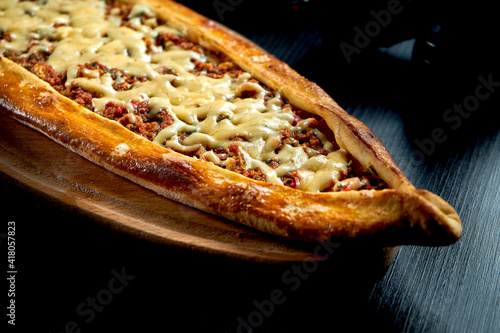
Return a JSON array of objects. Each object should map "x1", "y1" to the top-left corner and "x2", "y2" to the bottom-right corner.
[{"x1": 0, "y1": 0, "x2": 350, "y2": 192}]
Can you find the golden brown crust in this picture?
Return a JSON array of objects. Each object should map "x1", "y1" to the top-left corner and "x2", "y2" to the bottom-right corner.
[{"x1": 0, "y1": 0, "x2": 461, "y2": 245}]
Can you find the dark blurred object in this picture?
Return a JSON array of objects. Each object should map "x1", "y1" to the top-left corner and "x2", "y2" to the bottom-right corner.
[
  {"x1": 310, "y1": 1, "x2": 498, "y2": 96},
  {"x1": 179, "y1": 1, "x2": 497, "y2": 72},
  {"x1": 308, "y1": 1, "x2": 497, "y2": 67},
  {"x1": 297, "y1": 0, "x2": 499, "y2": 110}
]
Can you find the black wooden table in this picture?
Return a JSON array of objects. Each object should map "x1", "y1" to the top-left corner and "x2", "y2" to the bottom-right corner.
[{"x1": 2, "y1": 2, "x2": 499, "y2": 332}]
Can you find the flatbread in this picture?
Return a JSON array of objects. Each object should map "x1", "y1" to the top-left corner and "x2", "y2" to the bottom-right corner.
[{"x1": 0, "y1": 0, "x2": 461, "y2": 245}]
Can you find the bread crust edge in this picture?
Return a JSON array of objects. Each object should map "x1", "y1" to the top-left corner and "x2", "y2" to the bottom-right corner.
[{"x1": 0, "y1": 1, "x2": 462, "y2": 245}]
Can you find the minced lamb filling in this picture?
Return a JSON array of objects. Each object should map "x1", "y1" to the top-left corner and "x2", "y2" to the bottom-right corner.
[{"x1": 0, "y1": 0, "x2": 387, "y2": 192}]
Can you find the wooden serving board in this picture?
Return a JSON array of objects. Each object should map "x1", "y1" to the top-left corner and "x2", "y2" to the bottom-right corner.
[
  {"x1": 0, "y1": 111, "x2": 396, "y2": 264},
  {"x1": 0, "y1": 112, "x2": 311, "y2": 262}
]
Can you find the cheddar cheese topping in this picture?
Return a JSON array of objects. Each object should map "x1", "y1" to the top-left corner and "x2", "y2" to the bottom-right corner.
[{"x1": 0, "y1": 0, "x2": 386, "y2": 192}]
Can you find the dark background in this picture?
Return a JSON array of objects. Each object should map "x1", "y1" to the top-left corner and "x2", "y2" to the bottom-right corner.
[{"x1": 2, "y1": 1, "x2": 499, "y2": 332}]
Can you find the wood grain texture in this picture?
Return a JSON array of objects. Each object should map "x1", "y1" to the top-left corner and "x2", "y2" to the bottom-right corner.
[{"x1": 367, "y1": 129, "x2": 500, "y2": 332}]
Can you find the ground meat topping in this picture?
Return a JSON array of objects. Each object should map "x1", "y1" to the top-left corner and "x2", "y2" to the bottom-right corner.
[{"x1": 0, "y1": 0, "x2": 387, "y2": 192}]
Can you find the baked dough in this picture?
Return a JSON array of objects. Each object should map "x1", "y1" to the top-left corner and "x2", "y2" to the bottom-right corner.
[{"x1": 0, "y1": 0, "x2": 461, "y2": 245}]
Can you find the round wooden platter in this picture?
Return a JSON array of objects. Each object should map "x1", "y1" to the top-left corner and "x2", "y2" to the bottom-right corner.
[{"x1": 0, "y1": 112, "x2": 397, "y2": 265}]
